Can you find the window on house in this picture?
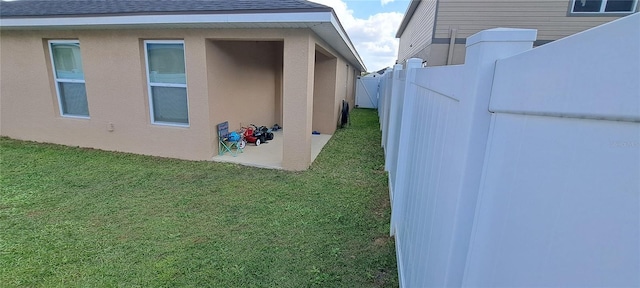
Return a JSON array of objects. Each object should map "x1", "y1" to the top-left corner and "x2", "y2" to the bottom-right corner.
[
  {"x1": 144, "y1": 40, "x2": 189, "y2": 126},
  {"x1": 49, "y1": 40, "x2": 89, "y2": 117},
  {"x1": 571, "y1": 0, "x2": 637, "y2": 13}
]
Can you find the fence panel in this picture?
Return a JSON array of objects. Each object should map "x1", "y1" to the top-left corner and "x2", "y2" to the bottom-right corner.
[
  {"x1": 380, "y1": 66, "x2": 400, "y2": 150},
  {"x1": 463, "y1": 14, "x2": 640, "y2": 287},
  {"x1": 464, "y1": 114, "x2": 639, "y2": 287},
  {"x1": 378, "y1": 74, "x2": 386, "y2": 126},
  {"x1": 384, "y1": 69, "x2": 407, "y2": 182},
  {"x1": 382, "y1": 14, "x2": 638, "y2": 288},
  {"x1": 355, "y1": 76, "x2": 380, "y2": 108},
  {"x1": 390, "y1": 27, "x2": 537, "y2": 287},
  {"x1": 392, "y1": 64, "x2": 465, "y2": 286},
  {"x1": 377, "y1": 68, "x2": 392, "y2": 120}
]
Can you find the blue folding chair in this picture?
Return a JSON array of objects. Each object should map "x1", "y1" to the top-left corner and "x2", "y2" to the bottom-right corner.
[{"x1": 217, "y1": 121, "x2": 243, "y2": 156}]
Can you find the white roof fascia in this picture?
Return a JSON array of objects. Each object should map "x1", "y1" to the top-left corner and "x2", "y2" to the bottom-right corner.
[
  {"x1": 328, "y1": 12, "x2": 366, "y2": 71},
  {"x1": 0, "y1": 12, "x2": 330, "y2": 27}
]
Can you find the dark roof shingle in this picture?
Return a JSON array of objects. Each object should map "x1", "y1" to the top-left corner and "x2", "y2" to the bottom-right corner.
[{"x1": 0, "y1": 0, "x2": 332, "y2": 18}]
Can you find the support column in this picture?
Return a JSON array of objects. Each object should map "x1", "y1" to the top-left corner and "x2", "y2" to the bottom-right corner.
[{"x1": 282, "y1": 32, "x2": 315, "y2": 171}]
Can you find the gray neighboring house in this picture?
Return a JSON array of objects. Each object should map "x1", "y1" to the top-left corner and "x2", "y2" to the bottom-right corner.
[{"x1": 396, "y1": 0, "x2": 639, "y2": 66}]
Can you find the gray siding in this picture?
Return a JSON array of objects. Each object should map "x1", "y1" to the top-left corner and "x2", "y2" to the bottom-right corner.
[
  {"x1": 397, "y1": 0, "x2": 636, "y2": 67},
  {"x1": 429, "y1": 43, "x2": 465, "y2": 66},
  {"x1": 398, "y1": 0, "x2": 437, "y2": 64},
  {"x1": 434, "y1": 0, "x2": 636, "y2": 40}
]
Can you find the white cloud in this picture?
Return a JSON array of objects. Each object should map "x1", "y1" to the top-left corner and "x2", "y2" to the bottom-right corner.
[
  {"x1": 381, "y1": 0, "x2": 395, "y2": 6},
  {"x1": 310, "y1": 0, "x2": 403, "y2": 72}
]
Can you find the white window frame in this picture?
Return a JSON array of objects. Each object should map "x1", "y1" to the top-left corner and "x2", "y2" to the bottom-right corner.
[
  {"x1": 48, "y1": 40, "x2": 89, "y2": 119},
  {"x1": 570, "y1": 0, "x2": 638, "y2": 13},
  {"x1": 144, "y1": 40, "x2": 190, "y2": 127}
]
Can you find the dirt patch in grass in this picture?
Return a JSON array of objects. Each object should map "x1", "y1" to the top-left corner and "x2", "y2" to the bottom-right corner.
[
  {"x1": 192, "y1": 237, "x2": 209, "y2": 244},
  {"x1": 373, "y1": 193, "x2": 391, "y2": 219},
  {"x1": 373, "y1": 164, "x2": 386, "y2": 174},
  {"x1": 26, "y1": 210, "x2": 44, "y2": 218},
  {"x1": 373, "y1": 236, "x2": 391, "y2": 247},
  {"x1": 374, "y1": 269, "x2": 390, "y2": 287}
]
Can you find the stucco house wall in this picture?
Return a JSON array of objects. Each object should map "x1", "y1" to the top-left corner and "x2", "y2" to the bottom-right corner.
[
  {"x1": 207, "y1": 40, "x2": 282, "y2": 131},
  {"x1": 0, "y1": 27, "x2": 362, "y2": 170},
  {"x1": 1, "y1": 29, "x2": 212, "y2": 161}
]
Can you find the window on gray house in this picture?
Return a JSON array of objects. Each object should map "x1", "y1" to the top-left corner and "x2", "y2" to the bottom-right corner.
[{"x1": 572, "y1": 0, "x2": 637, "y2": 13}]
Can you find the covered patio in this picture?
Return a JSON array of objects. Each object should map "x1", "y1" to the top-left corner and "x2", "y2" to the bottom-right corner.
[
  {"x1": 206, "y1": 36, "x2": 354, "y2": 170},
  {"x1": 212, "y1": 131, "x2": 332, "y2": 169}
]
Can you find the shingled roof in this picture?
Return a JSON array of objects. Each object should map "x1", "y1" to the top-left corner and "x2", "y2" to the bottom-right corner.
[
  {"x1": 0, "y1": 0, "x2": 331, "y2": 18},
  {"x1": 0, "y1": 0, "x2": 365, "y2": 71}
]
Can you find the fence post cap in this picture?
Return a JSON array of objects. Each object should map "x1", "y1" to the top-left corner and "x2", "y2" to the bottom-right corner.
[
  {"x1": 466, "y1": 28, "x2": 537, "y2": 48},
  {"x1": 406, "y1": 58, "x2": 423, "y2": 69}
]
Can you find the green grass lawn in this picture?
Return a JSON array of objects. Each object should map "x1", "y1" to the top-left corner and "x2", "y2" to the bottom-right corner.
[{"x1": 0, "y1": 109, "x2": 397, "y2": 287}]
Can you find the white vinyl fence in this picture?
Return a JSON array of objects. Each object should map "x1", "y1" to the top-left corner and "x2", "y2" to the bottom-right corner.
[
  {"x1": 355, "y1": 75, "x2": 381, "y2": 108},
  {"x1": 379, "y1": 14, "x2": 639, "y2": 288}
]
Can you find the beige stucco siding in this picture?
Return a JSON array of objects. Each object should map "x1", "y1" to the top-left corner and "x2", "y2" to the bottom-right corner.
[
  {"x1": 311, "y1": 33, "x2": 360, "y2": 133},
  {"x1": 0, "y1": 29, "x2": 213, "y2": 160},
  {"x1": 347, "y1": 64, "x2": 357, "y2": 108},
  {"x1": 206, "y1": 40, "x2": 281, "y2": 132},
  {"x1": 434, "y1": 0, "x2": 636, "y2": 40},
  {"x1": 1, "y1": 27, "x2": 359, "y2": 169},
  {"x1": 398, "y1": 0, "x2": 438, "y2": 64},
  {"x1": 313, "y1": 49, "x2": 337, "y2": 134},
  {"x1": 281, "y1": 31, "x2": 315, "y2": 170}
]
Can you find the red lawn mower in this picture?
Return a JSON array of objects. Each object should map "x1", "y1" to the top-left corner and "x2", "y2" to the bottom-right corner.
[{"x1": 241, "y1": 124, "x2": 274, "y2": 146}]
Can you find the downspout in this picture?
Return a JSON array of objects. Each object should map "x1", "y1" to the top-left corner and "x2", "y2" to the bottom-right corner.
[
  {"x1": 446, "y1": 28, "x2": 457, "y2": 65},
  {"x1": 346, "y1": 64, "x2": 349, "y2": 102}
]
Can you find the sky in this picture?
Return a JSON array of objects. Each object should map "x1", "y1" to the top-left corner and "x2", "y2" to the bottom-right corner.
[{"x1": 309, "y1": 0, "x2": 411, "y2": 72}]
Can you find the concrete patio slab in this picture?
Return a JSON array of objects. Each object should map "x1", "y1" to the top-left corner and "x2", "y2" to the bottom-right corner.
[{"x1": 212, "y1": 131, "x2": 332, "y2": 169}]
